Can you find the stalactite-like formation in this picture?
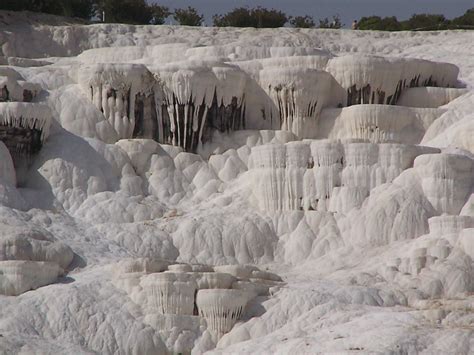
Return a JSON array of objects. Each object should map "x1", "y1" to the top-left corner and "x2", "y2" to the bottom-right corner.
[
  {"x1": 258, "y1": 68, "x2": 341, "y2": 138},
  {"x1": 428, "y1": 215, "x2": 474, "y2": 236},
  {"x1": 326, "y1": 55, "x2": 459, "y2": 107},
  {"x1": 154, "y1": 62, "x2": 247, "y2": 152},
  {"x1": 74, "y1": 56, "x2": 460, "y2": 150},
  {"x1": 113, "y1": 260, "x2": 283, "y2": 350},
  {"x1": 78, "y1": 63, "x2": 158, "y2": 140},
  {"x1": 414, "y1": 153, "x2": 474, "y2": 215},
  {"x1": 0, "y1": 69, "x2": 41, "y2": 103},
  {"x1": 0, "y1": 103, "x2": 51, "y2": 183},
  {"x1": 0, "y1": 125, "x2": 42, "y2": 157},
  {"x1": 196, "y1": 289, "x2": 249, "y2": 339},
  {"x1": 250, "y1": 142, "x2": 310, "y2": 211},
  {"x1": 159, "y1": 91, "x2": 245, "y2": 152},
  {"x1": 132, "y1": 92, "x2": 158, "y2": 140},
  {"x1": 251, "y1": 141, "x2": 440, "y2": 213},
  {"x1": 140, "y1": 273, "x2": 197, "y2": 315}
]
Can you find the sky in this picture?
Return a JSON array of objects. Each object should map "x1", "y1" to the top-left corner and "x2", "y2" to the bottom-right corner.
[{"x1": 151, "y1": 0, "x2": 474, "y2": 27}]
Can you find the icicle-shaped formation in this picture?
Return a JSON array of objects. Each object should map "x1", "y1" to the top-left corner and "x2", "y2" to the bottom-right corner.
[
  {"x1": 0, "y1": 68, "x2": 41, "y2": 103},
  {"x1": 78, "y1": 63, "x2": 157, "y2": 139},
  {"x1": 258, "y1": 67, "x2": 343, "y2": 138},
  {"x1": 250, "y1": 141, "x2": 439, "y2": 213},
  {"x1": 317, "y1": 105, "x2": 444, "y2": 145},
  {"x1": 326, "y1": 55, "x2": 459, "y2": 106},
  {"x1": 250, "y1": 141, "x2": 310, "y2": 211},
  {"x1": 140, "y1": 273, "x2": 197, "y2": 315},
  {"x1": 414, "y1": 153, "x2": 474, "y2": 215},
  {"x1": 153, "y1": 60, "x2": 247, "y2": 152},
  {"x1": 428, "y1": 215, "x2": 474, "y2": 236},
  {"x1": 0, "y1": 102, "x2": 51, "y2": 141},
  {"x1": 305, "y1": 141, "x2": 344, "y2": 211},
  {"x1": 196, "y1": 289, "x2": 249, "y2": 339},
  {"x1": 0, "y1": 102, "x2": 51, "y2": 160}
]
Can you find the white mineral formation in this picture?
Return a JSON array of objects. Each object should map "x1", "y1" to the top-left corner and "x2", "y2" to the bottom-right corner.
[
  {"x1": 140, "y1": 272, "x2": 197, "y2": 315},
  {"x1": 0, "y1": 102, "x2": 51, "y2": 142},
  {"x1": 196, "y1": 289, "x2": 249, "y2": 339},
  {"x1": 414, "y1": 153, "x2": 474, "y2": 215},
  {"x1": 0, "y1": 260, "x2": 61, "y2": 296},
  {"x1": 258, "y1": 67, "x2": 342, "y2": 138},
  {"x1": 153, "y1": 61, "x2": 247, "y2": 151},
  {"x1": 0, "y1": 10, "x2": 474, "y2": 355},
  {"x1": 318, "y1": 105, "x2": 444, "y2": 144},
  {"x1": 250, "y1": 141, "x2": 310, "y2": 211},
  {"x1": 326, "y1": 55, "x2": 459, "y2": 106},
  {"x1": 250, "y1": 140, "x2": 439, "y2": 212},
  {"x1": 77, "y1": 63, "x2": 157, "y2": 139},
  {"x1": 0, "y1": 69, "x2": 42, "y2": 102},
  {"x1": 194, "y1": 272, "x2": 236, "y2": 289},
  {"x1": 397, "y1": 87, "x2": 468, "y2": 108}
]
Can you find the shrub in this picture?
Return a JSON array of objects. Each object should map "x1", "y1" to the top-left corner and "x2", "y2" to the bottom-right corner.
[
  {"x1": 358, "y1": 16, "x2": 402, "y2": 31},
  {"x1": 319, "y1": 15, "x2": 343, "y2": 29},
  {"x1": 213, "y1": 6, "x2": 288, "y2": 28},
  {"x1": 173, "y1": 6, "x2": 203, "y2": 26},
  {"x1": 290, "y1": 15, "x2": 316, "y2": 28}
]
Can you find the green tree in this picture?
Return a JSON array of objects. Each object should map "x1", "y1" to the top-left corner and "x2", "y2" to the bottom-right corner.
[
  {"x1": 0, "y1": 0, "x2": 32, "y2": 11},
  {"x1": 358, "y1": 16, "x2": 402, "y2": 31},
  {"x1": 252, "y1": 7, "x2": 287, "y2": 28},
  {"x1": 213, "y1": 7, "x2": 255, "y2": 27},
  {"x1": 402, "y1": 14, "x2": 448, "y2": 30},
  {"x1": 61, "y1": 0, "x2": 95, "y2": 19},
  {"x1": 173, "y1": 6, "x2": 203, "y2": 26},
  {"x1": 451, "y1": 8, "x2": 474, "y2": 28},
  {"x1": 290, "y1": 15, "x2": 315, "y2": 28},
  {"x1": 0, "y1": 0, "x2": 93, "y2": 18},
  {"x1": 213, "y1": 6, "x2": 288, "y2": 28},
  {"x1": 319, "y1": 15, "x2": 343, "y2": 29},
  {"x1": 149, "y1": 4, "x2": 170, "y2": 25}
]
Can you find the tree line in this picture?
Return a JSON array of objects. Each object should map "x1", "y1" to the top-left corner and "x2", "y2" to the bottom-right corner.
[
  {"x1": 1, "y1": 0, "x2": 474, "y2": 30},
  {"x1": 357, "y1": 10, "x2": 474, "y2": 31}
]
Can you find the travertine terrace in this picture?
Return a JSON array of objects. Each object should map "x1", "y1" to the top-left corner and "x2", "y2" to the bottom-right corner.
[{"x1": 0, "y1": 10, "x2": 474, "y2": 354}]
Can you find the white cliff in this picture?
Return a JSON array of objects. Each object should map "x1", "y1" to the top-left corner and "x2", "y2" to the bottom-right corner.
[{"x1": 0, "y1": 10, "x2": 473, "y2": 355}]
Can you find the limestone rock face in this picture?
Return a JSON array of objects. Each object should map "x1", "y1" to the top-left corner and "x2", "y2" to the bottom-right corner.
[
  {"x1": 0, "y1": 140, "x2": 15, "y2": 186},
  {"x1": 326, "y1": 55, "x2": 459, "y2": 106},
  {"x1": 0, "y1": 102, "x2": 51, "y2": 184},
  {"x1": 0, "y1": 224, "x2": 73, "y2": 296},
  {"x1": 140, "y1": 273, "x2": 197, "y2": 315},
  {"x1": 111, "y1": 259, "x2": 283, "y2": 352},
  {"x1": 249, "y1": 141, "x2": 439, "y2": 213},
  {"x1": 77, "y1": 63, "x2": 158, "y2": 140},
  {"x1": 414, "y1": 153, "x2": 474, "y2": 215},
  {"x1": 1, "y1": 14, "x2": 474, "y2": 355},
  {"x1": 397, "y1": 87, "x2": 468, "y2": 108},
  {"x1": 0, "y1": 260, "x2": 61, "y2": 296},
  {"x1": 196, "y1": 289, "x2": 250, "y2": 339}
]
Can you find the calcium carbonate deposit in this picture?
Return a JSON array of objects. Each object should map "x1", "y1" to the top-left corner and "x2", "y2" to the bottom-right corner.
[{"x1": 1, "y1": 10, "x2": 474, "y2": 354}]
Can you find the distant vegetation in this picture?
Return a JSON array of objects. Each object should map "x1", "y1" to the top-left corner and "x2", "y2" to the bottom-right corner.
[
  {"x1": 1, "y1": 0, "x2": 474, "y2": 30},
  {"x1": 173, "y1": 6, "x2": 204, "y2": 26},
  {"x1": 289, "y1": 15, "x2": 315, "y2": 29},
  {"x1": 358, "y1": 12, "x2": 474, "y2": 31},
  {"x1": 318, "y1": 15, "x2": 343, "y2": 29},
  {"x1": 213, "y1": 7, "x2": 288, "y2": 28},
  {"x1": 1, "y1": 0, "x2": 95, "y2": 19}
]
